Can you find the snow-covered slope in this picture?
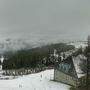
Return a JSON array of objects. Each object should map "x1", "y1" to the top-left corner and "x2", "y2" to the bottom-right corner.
[
  {"x1": 0, "y1": 69, "x2": 70, "y2": 90},
  {"x1": 69, "y1": 41, "x2": 87, "y2": 48}
]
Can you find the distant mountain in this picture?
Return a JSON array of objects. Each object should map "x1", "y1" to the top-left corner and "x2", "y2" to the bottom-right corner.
[
  {"x1": 0, "y1": 38, "x2": 86, "y2": 54},
  {"x1": 0, "y1": 38, "x2": 59, "y2": 53},
  {"x1": 0, "y1": 39, "x2": 33, "y2": 53}
]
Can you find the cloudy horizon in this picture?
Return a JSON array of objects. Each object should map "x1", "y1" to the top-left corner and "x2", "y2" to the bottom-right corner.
[{"x1": 0, "y1": 0, "x2": 90, "y2": 42}]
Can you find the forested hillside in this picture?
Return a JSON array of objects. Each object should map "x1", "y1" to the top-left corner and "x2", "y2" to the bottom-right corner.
[{"x1": 2, "y1": 43, "x2": 75, "y2": 69}]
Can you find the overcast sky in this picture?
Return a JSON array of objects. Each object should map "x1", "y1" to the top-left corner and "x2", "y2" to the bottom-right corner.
[{"x1": 0, "y1": 0, "x2": 90, "y2": 42}]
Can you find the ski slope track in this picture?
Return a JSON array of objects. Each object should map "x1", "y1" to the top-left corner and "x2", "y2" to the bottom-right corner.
[{"x1": 0, "y1": 69, "x2": 70, "y2": 90}]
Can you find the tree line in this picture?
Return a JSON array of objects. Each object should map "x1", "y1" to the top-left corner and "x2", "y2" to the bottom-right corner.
[{"x1": 2, "y1": 43, "x2": 75, "y2": 70}]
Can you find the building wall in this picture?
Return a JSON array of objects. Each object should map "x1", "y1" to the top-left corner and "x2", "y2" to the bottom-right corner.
[{"x1": 54, "y1": 69, "x2": 78, "y2": 87}]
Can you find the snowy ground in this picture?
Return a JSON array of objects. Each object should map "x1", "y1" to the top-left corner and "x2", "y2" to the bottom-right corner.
[
  {"x1": 0, "y1": 69, "x2": 70, "y2": 90},
  {"x1": 69, "y1": 42, "x2": 87, "y2": 48}
]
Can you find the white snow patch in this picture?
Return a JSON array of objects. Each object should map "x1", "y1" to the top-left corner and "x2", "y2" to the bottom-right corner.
[
  {"x1": 69, "y1": 42, "x2": 87, "y2": 49},
  {"x1": 0, "y1": 69, "x2": 70, "y2": 90}
]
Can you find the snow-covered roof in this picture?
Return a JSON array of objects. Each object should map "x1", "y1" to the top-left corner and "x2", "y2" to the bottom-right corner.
[
  {"x1": 56, "y1": 53, "x2": 87, "y2": 78},
  {"x1": 73, "y1": 54, "x2": 87, "y2": 78}
]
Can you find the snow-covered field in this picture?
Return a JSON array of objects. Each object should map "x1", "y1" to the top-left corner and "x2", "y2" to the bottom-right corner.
[
  {"x1": 69, "y1": 42, "x2": 87, "y2": 48},
  {"x1": 0, "y1": 69, "x2": 70, "y2": 90}
]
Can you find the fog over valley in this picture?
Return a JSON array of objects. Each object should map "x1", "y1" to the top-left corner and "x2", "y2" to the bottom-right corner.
[{"x1": 0, "y1": 0, "x2": 90, "y2": 50}]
